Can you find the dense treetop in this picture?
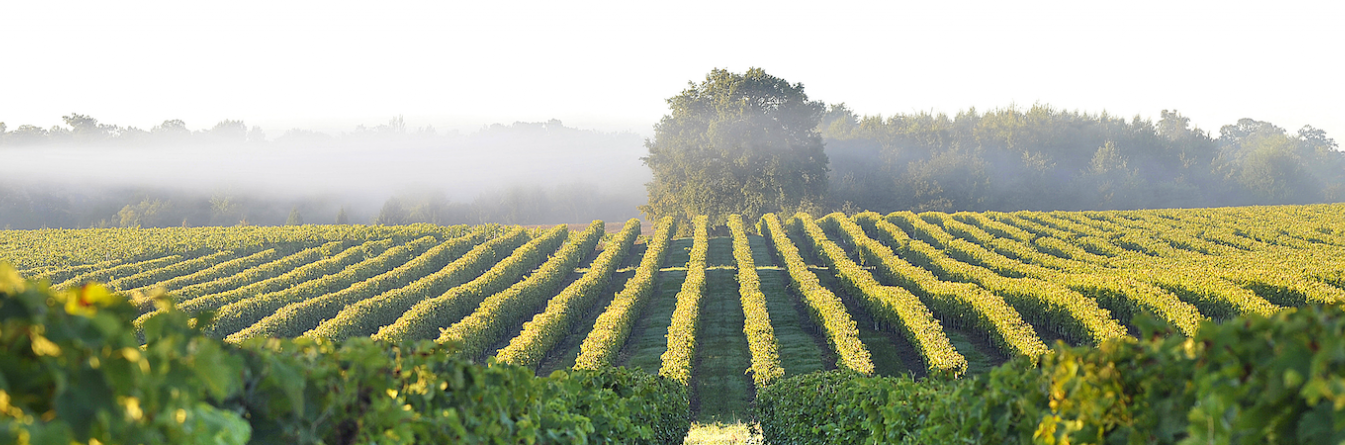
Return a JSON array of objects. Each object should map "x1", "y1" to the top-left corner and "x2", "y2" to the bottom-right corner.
[{"x1": 641, "y1": 68, "x2": 829, "y2": 231}]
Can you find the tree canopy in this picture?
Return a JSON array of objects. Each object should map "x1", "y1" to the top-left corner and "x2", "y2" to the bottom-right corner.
[{"x1": 640, "y1": 68, "x2": 828, "y2": 229}]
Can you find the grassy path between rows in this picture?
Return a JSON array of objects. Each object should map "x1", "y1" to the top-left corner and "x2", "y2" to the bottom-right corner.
[
  {"x1": 943, "y1": 327, "x2": 1007, "y2": 375},
  {"x1": 747, "y1": 234, "x2": 828, "y2": 377},
  {"x1": 690, "y1": 237, "x2": 754, "y2": 423},
  {"x1": 617, "y1": 238, "x2": 692, "y2": 373}
]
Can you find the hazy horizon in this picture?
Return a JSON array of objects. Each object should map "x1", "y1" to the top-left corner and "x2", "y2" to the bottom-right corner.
[{"x1": 4, "y1": 0, "x2": 1343, "y2": 229}]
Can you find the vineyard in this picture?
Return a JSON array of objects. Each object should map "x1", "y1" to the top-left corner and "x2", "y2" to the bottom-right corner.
[{"x1": 4, "y1": 203, "x2": 1345, "y2": 443}]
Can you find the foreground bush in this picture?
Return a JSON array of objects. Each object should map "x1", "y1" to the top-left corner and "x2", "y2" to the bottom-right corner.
[
  {"x1": 759, "y1": 306, "x2": 1345, "y2": 444},
  {"x1": 0, "y1": 266, "x2": 689, "y2": 444}
]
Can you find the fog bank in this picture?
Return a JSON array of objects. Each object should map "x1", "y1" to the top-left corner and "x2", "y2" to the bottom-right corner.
[{"x1": 0, "y1": 119, "x2": 651, "y2": 228}]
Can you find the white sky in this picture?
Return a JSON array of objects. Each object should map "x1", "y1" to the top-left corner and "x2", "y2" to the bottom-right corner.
[{"x1": 2, "y1": 0, "x2": 1341, "y2": 140}]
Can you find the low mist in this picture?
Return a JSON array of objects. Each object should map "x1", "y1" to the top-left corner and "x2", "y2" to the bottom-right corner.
[
  {"x1": 6, "y1": 105, "x2": 1341, "y2": 230},
  {"x1": 0, "y1": 118, "x2": 651, "y2": 228}
]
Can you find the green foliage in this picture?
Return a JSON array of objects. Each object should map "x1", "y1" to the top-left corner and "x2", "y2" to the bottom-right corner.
[
  {"x1": 755, "y1": 370, "x2": 879, "y2": 444},
  {"x1": 372, "y1": 198, "x2": 410, "y2": 226},
  {"x1": 641, "y1": 68, "x2": 828, "y2": 230},
  {"x1": 1075, "y1": 141, "x2": 1141, "y2": 209},
  {"x1": 9, "y1": 204, "x2": 1345, "y2": 443},
  {"x1": 0, "y1": 266, "x2": 251, "y2": 444},
  {"x1": 659, "y1": 215, "x2": 709, "y2": 384},
  {"x1": 1224, "y1": 120, "x2": 1325, "y2": 203},
  {"x1": 0, "y1": 265, "x2": 690, "y2": 444},
  {"x1": 553, "y1": 366, "x2": 692, "y2": 444},
  {"x1": 229, "y1": 338, "x2": 689, "y2": 445},
  {"x1": 24, "y1": 260, "x2": 125, "y2": 289},
  {"x1": 759, "y1": 306, "x2": 1345, "y2": 444},
  {"x1": 163, "y1": 243, "x2": 341, "y2": 306},
  {"x1": 726, "y1": 214, "x2": 785, "y2": 386}
]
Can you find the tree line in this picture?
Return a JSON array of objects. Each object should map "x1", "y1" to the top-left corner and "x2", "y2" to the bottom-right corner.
[
  {"x1": 638, "y1": 68, "x2": 1344, "y2": 229},
  {"x1": 822, "y1": 104, "x2": 1343, "y2": 214}
]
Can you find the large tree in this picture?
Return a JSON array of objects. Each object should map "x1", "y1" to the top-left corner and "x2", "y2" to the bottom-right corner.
[{"x1": 640, "y1": 68, "x2": 828, "y2": 229}]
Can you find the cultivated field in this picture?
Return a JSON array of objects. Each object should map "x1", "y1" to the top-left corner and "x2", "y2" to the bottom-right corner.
[{"x1": 4, "y1": 203, "x2": 1345, "y2": 442}]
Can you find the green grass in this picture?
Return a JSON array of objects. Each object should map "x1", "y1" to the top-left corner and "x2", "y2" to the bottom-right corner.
[
  {"x1": 690, "y1": 237, "x2": 754, "y2": 423},
  {"x1": 942, "y1": 327, "x2": 1005, "y2": 375}
]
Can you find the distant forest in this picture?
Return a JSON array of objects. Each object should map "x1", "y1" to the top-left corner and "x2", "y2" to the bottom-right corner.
[
  {"x1": 1, "y1": 105, "x2": 1341, "y2": 229},
  {"x1": 822, "y1": 104, "x2": 1343, "y2": 213}
]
